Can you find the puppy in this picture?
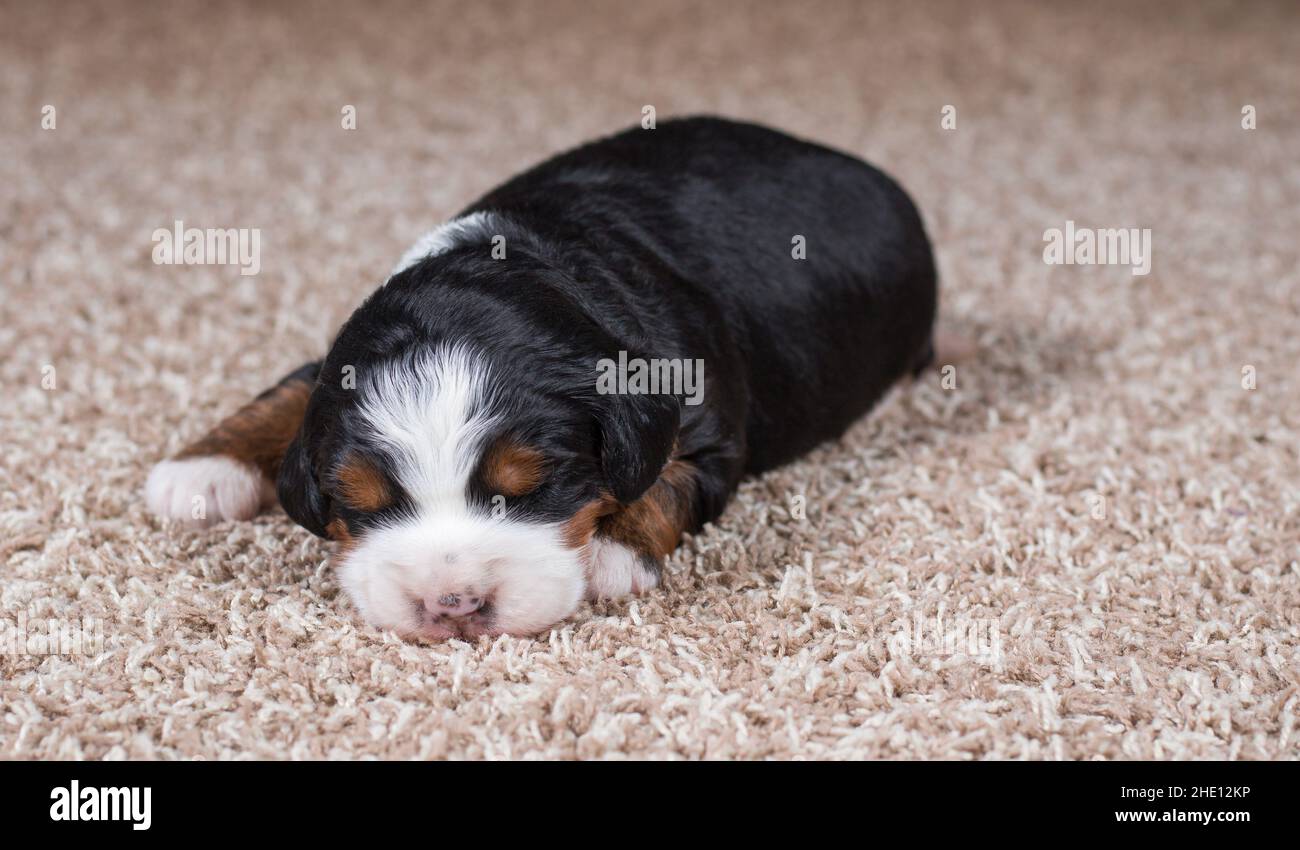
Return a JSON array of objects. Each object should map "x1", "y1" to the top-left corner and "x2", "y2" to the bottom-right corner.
[{"x1": 147, "y1": 117, "x2": 937, "y2": 640}]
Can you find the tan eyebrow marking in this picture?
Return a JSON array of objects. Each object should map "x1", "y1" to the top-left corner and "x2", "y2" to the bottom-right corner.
[
  {"x1": 481, "y1": 438, "x2": 547, "y2": 498},
  {"x1": 335, "y1": 455, "x2": 393, "y2": 512}
]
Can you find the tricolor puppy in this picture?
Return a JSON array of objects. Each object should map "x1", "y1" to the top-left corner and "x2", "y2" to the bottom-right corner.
[{"x1": 147, "y1": 117, "x2": 937, "y2": 640}]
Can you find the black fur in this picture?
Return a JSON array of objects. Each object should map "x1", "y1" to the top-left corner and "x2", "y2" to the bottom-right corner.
[{"x1": 278, "y1": 116, "x2": 937, "y2": 544}]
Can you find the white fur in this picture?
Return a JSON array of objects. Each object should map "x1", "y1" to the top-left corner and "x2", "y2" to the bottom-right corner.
[
  {"x1": 338, "y1": 344, "x2": 587, "y2": 638},
  {"x1": 354, "y1": 344, "x2": 500, "y2": 514},
  {"x1": 586, "y1": 537, "x2": 660, "y2": 600},
  {"x1": 145, "y1": 456, "x2": 270, "y2": 527},
  {"x1": 391, "y1": 211, "x2": 500, "y2": 275},
  {"x1": 339, "y1": 512, "x2": 586, "y2": 639}
]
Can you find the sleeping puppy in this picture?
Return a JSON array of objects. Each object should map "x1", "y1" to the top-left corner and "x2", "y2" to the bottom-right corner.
[{"x1": 146, "y1": 116, "x2": 937, "y2": 640}]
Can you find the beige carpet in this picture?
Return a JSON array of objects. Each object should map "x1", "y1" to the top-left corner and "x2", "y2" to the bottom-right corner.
[{"x1": 2, "y1": 0, "x2": 1298, "y2": 760}]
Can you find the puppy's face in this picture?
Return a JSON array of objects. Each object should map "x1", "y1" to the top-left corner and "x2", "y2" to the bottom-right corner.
[{"x1": 278, "y1": 340, "x2": 679, "y2": 640}]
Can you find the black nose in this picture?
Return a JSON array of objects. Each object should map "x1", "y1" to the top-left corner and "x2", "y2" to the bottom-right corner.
[{"x1": 425, "y1": 592, "x2": 483, "y2": 618}]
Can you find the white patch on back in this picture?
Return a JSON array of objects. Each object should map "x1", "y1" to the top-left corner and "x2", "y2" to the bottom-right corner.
[{"x1": 391, "y1": 211, "x2": 500, "y2": 275}]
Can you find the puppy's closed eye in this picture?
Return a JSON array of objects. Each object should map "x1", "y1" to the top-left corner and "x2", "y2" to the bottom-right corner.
[{"x1": 481, "y1": 438, "x2": 546, "y2": 498}]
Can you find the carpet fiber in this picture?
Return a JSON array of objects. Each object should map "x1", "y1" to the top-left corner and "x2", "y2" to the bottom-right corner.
[{"x1": 3, "y1": 0, "x2": 1298, "y2": 759}]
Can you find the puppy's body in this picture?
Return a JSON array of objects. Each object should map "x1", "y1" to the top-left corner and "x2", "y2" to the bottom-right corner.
[{"x1": 147, "y1": 117, "x2": 937, "y2": 639}]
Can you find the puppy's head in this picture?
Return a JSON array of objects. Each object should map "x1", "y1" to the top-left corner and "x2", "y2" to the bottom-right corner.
[{"x1": 278, "y1": 303, "x2": 679, "y2": 640}]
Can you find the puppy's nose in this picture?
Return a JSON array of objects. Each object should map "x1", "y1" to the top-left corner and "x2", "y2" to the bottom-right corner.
[{"x1": 425, "y1": 592, "x2": 483, "y2": 619}]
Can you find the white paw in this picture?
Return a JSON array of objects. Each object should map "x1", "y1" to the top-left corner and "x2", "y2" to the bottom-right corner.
[
  {"x1": 586, "y1": 537, "x2": 660, "y2": 600},
  {"x1": 145, "y1": 456, "x2": 270, "y2": 527}
]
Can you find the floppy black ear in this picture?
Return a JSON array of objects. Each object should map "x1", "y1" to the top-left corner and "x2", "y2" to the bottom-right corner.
[
  {"x1": 594, "y1": 390, "x2": 681, "y2": 505},
  {"x1": 277, "y1": 433, "x2": 331, "y2": 538}
]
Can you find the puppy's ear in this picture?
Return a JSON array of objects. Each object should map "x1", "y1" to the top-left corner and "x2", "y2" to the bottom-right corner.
[
  {"x1": 277, "y1": 433, "x2": 332, "y2": 538},
  {"x1": 593, "y1": 390, "x2": 681, "y2": 505}
]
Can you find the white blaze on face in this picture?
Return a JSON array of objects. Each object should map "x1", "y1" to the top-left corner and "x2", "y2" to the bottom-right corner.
[{"x1": 336, "y1": 345, "x2": 586, "y2": 637}]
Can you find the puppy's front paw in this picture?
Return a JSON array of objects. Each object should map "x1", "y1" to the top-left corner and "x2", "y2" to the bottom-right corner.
[
  {"x1": 145, "y1": 456, "x2": 270, "y2": 527},
  {"x1": 586, "y1": 536, "x2": 660, "y2": 600}
]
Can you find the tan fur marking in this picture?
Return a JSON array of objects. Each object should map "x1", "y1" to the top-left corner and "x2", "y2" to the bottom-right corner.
[
  {"x1": 562, "y1": 496, "x2": 619, "y2": 550},
  {"x1": 326, "y1": 518, "x2": 356, "y2": 555},
  {"x1": 599, "y1": 459, "x2": 698, "y2": 559},
  {"x1": 482, "y1": 438, "x2": 547, "y2": 497},
  {"x1": 176, "y1": 379, "x2": 312, "y2": 481},
  {"x1": 335, "y1": 455, "x2": 392, "y2": 511}
]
